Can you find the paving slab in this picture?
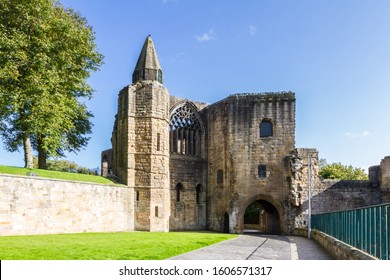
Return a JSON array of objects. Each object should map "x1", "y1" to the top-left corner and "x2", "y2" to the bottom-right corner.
[{"x1": 169, "y1": 233, "x2": 333, "y2": 260}]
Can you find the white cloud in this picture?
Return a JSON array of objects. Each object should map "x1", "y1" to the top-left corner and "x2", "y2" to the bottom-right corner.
[
  {"x1": 170, "y1": 52, "x2": 187, "y2": 63},
  {"x1": 249, "y1": 25, "x2": 257, "y2": 36},
  {"x1": 345, "y1": 131, "x2": 370, "y2": 138},
  {"x1": 195, "y1": 29, "x2": 216, "y2": 42}
]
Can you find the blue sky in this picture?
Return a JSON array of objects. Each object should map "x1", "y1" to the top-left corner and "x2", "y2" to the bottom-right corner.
[{"x1": 1, "y1": 0, "x2": 390, "y2": 172}]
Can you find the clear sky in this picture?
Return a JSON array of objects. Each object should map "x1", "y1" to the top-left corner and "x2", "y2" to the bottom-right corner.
[{"x1": 1, "y1": 0, "x2": 390, "y2": 172}]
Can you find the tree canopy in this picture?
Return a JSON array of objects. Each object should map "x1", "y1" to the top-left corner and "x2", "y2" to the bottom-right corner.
[
  {"x1": 0, "y1": 0, "x2": 103, "y2": 168},
  {"x1": 319, "y1": 161, "x2": 368, "y2": 180}
]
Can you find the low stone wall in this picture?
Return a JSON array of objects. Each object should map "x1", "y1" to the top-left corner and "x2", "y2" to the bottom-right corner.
[
  {"x1": 294, "y1": 228, "x2": 377, "y2": 260},
  {"x1": 312, "y1": 180, "x2": 381, "y2": 214},
  {"x1": 0, "y1": 174, "x2": 134, "y2": 236}
]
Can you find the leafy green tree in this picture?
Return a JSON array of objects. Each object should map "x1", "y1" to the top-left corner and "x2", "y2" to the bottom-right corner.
[
  {"x1": 0, "y1": 0, "x2": 103, "y2": 168},
  {"x1": 319, "y1": 162, "x2": 368, "y2": 180}
]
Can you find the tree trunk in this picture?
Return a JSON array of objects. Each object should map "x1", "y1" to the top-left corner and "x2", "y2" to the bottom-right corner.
[
  {"x1": 37, "y1": 137, "x2": 47, "y2": 169},
  {"x1": 23, "y1": 133, "x2": 34, "y2": 169}
]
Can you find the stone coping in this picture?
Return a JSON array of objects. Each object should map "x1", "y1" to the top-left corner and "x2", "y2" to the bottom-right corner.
[{"x1": 0, "y1": 173, "x2": 128, "y2": 188}]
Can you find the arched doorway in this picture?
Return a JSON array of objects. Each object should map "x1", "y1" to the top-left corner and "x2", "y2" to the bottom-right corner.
[{"x1": 244, "y1": 200, "x2": 280, "y2": 234}]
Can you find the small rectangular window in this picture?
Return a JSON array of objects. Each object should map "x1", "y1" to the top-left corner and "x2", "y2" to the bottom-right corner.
[
  {"x1": 258, "y1": 165, "x2": 267, "y2": 178},
  {"x1": 217, "y1": 170, "x2": 223, "y2": 184},
  {"x1": 136, "y1": 191, "x2": 140, "y2": 201},
  {"x1": 155, "y1": 206, "x2": 159, "y2": 217},
  {"x1": 157, "y1": 133, "x2": 161, "y2": 151}
]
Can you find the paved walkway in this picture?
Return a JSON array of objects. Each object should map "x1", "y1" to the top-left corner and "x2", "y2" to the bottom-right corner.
[{"x1": 169, "y1": 233, "x2": 333, "y2": 260}]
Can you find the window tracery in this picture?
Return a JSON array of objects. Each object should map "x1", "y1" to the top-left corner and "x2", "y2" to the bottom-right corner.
[{"x1": 169, "y1": 103, "x2": 202, "y2": 155}]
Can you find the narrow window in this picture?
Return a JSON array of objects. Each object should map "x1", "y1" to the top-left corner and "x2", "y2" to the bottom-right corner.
[
  {"x1": 157, "y1": 133, "x2": 161, "y2": 151},
  {"x1": 136, "y1": 191, "x2": 140, "y2": 201},
  {"x1": 260, "y1": 120, "x2": 273, "y2": 137},
  {"x1": 176, "y1": 183, "x2": 183, "y2": 202},
  {"x1": 158, "y1": 69, "x2": 163, "y2": 83},
  {"x1": 258, "y1": 165, "x2": 267, "y2": 178},
  {"x1": 155, "y1": 206, "x2": 159, "y2": 217},
  {"x1": 217, "y1": 170, "x2": 223, "y2": 184},
  {"x1": 196, "y1": 184, "x2": 202, "y2": 204}
]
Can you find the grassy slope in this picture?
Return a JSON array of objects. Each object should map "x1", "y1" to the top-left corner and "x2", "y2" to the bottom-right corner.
[
  {"x1": 0, "y1": 165, "x2": 119, "y2": 185},
  {"x1": 0, "y1": 232, "x2": 237, "y2": 260}
]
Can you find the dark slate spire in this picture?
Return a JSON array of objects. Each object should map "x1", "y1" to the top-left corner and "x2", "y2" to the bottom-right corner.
[{"x1": 132, "y1": 35, "x2": 163, "y2": 84}]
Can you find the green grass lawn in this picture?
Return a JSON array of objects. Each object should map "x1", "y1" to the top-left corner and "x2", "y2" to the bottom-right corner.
[
  {"x1": 0, "y1": 165, "x2": 119, "y2": 185},
  {"x1": 0, "y1": 231, "x2": 237, "y2": 260}
]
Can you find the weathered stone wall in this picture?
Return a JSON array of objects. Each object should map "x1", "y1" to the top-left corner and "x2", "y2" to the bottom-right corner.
[
  {"x1": 169, "y1": 155, "x2": 207, "y2": 230},
  {"x1": 132, "y1": 81, "x2": 170, "y2": 232},
  {"x1": 111, "y1": 85, "x2": 132, "y2": 185},
  {"x1": 312, "y1": 180, "x2": 381, "y2": 213},
  {"x1": 294, "y1": 228, "x2": 377, "y2": 260},
  {"x1": 289, "y1": 148, "x2": 320, "y2": 230},
  {"x1": 204, "y1": 92, "x2": 296, "y2": 233},
  {"x1": 111, "y1": 81, "x2": 171, "y2": 232},
  {"x1": 290, "y1": 149, "x2": 383, "y2": 228},
  {"x1": 170, "y1": 96, "x2": 208, "y2": 112},
  {"x1": 0, "y1": 175, "x2": 133, "y2": 236},
  {"x1": 379, "y1": 156, "x2": 390, "y2": 202},
  {"x1": 101, "y1": 149, "x2": 113, "y2": 177}
]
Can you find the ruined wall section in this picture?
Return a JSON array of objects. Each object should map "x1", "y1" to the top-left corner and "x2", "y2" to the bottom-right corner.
[
  {"x1": 205, "y1": 92, "x2": 296, "y2": 233},
  {"x1": 291, "y1": 149, "x2": 383, "y2": 231},
  {"x1": 169, "y1": 98, "x2": 207, "y2": 231},
  {"x1": 111, "y1": 86, "x2": 133, "y2": 185},
  {"x1": 313, "y1": 180, "x2": 381, "y2": 212},
  {"x1": 290, "y1": 148, "x2": 320, "y2": 230},
  {"x1": 169, "y1": 155, "x2": 207, "y2": 230},
  {"x1": 379, "y1": 156, "x2": 390, "y2": 202},
  {"x1": 170, "y1": 96, "x2": 208, "y2": 112}
]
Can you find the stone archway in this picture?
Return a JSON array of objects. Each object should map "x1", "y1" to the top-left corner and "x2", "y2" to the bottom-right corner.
[{"x1": 243, "y1": 199, "x2": 281, "y2": 234}]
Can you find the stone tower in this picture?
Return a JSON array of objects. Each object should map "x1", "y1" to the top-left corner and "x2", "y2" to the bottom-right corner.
[{"x1": 111, "y1": 35, "x2": 170, "y2": 231}]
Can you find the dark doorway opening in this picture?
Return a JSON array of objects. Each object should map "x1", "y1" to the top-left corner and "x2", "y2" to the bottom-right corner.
[
  {"x1": 244, "y1": 200, "x2": 280, "y2": 234},
  {"x1": 223, "y1": 213, "x2": 229, "y2": 233}
]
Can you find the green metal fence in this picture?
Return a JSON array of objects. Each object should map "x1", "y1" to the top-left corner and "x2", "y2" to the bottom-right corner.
[{"x1": 311, "y1": 203, "x2": 390, "y2": 260}]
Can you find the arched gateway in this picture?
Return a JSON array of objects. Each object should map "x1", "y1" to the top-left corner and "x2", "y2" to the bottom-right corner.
[
  {"x1": 244, "y1": 200, "x2": 280, "y2": 234},
  {"x1": 240, "y1": 196, "x2": 283, "y2": 234}
]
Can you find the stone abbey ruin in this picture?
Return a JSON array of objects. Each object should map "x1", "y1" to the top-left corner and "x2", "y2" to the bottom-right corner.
[
  {"x1": 1, "y1": 36, "x2": 389, "y2": 236},
  {"x1": 100, "y1": 36, "x2": 390, "y2": 234}
]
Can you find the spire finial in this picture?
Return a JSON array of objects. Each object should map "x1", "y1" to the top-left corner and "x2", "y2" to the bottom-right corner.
[{"x1": 132, "y1": 35, "x2": 163, "y2": 84}]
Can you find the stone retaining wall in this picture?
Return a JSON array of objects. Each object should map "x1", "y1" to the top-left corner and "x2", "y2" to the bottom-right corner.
[
  {"x1": 0, "y1": 174, "x2": 133, "y2": 236},
  {"x1": 294, "y1": 228, "x2": 377, "y2": 260}
]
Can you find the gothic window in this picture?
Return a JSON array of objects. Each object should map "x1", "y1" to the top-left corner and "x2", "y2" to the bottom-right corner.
[
  {"x1": 196, "y1": 184, "x2": 202, "y2": 204},
  {"x1": 258, "y1": 165, "x2": 267, "y2": 178},
  {"x1": 169, "y1": 103, "x2": 202, "y2": 156},
  {"x1": 260, "y1": 120, "x2": 273, "y2": 137},
  {"x1": 217, "y1": 170, "x2": 223, "y2": 184},
  {"x1": 175, "y1": 183, "x2": 183, "y2": 202}
]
